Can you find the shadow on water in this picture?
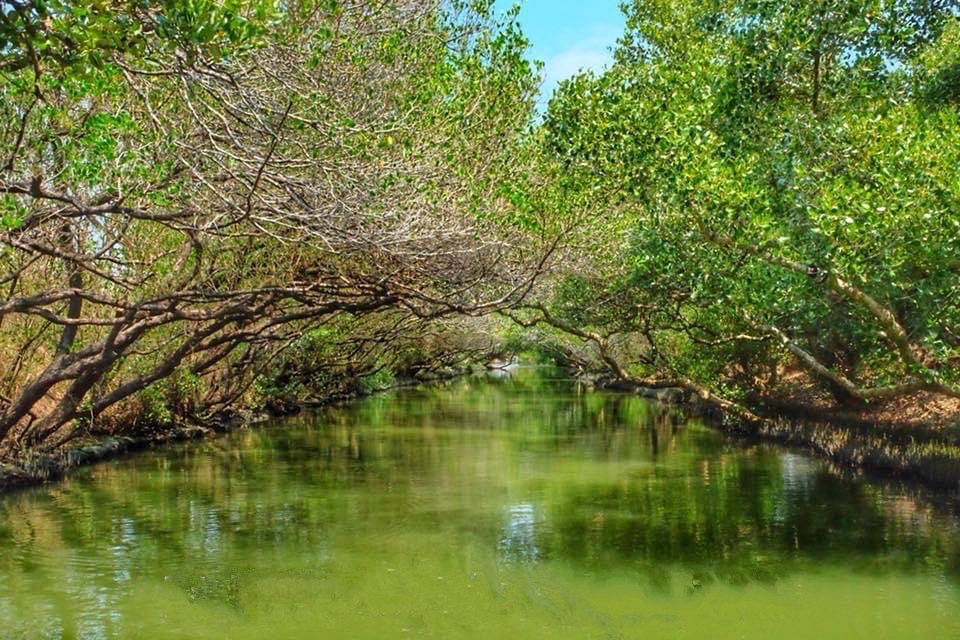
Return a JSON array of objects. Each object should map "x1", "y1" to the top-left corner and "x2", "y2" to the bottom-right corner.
[{"x1": 1, "y1": 367, "x2": 960, "y2": 638}]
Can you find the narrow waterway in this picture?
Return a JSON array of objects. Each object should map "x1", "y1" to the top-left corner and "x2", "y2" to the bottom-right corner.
[{"x1": 1, "y1": 369, "x2": 958, "y2": 639}]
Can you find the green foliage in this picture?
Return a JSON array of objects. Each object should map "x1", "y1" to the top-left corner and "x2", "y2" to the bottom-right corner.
[
  {"x1": 917, "y1": 18, "x2": 960, "y2": 107},
  {"x1": 0, "y1": 0, "x2": 542, "y2": 452},
  {"x1": 0, "y1": 1, "x2": 279, "y2": 73},
  {"x1": 537, "y1": 0, "x2": 960, "y2": 400},
  {"x1": 135, "y1": 383, "x2": 175, "y2": 426},
  {"x1": 0, "y1": 195, "x2": 26, "y2": 230},
  {"x1": 130, "y1": 369, "x2": 205, "y2": 426},
  {"x1": 254, "y1": 323, "x2": 348, "y2": 402},
  {"x1": 357, "y1": 367, "x2": 396, "y2": 393}
]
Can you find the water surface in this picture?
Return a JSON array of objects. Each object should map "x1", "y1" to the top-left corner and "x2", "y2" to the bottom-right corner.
[{"x1": 2, "y1": 370, "x2": 959, "y2": 638}]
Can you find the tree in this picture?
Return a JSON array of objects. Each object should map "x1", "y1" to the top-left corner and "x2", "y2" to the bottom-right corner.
[
  {"x1": 534, "y1": 0, "x2": 960, "y2": 409},
  {"x1": 0, "y1": 0, "x2": 548, "y2": 456}
]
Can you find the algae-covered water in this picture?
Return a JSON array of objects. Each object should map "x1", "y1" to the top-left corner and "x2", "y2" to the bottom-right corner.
[{"x1": 2, "y1": 369, "x2": 959, "y2": 639}]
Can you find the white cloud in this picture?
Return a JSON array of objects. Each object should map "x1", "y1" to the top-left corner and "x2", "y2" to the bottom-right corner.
[
  {"x1": 543, "y1": 47, "x2": 612, "y2": 86},
  {"x1": 537, "y1": 24, "x2": 620, "y2": 102}
]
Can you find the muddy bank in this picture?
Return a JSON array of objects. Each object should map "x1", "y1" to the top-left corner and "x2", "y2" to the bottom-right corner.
[
  {"x1": 0, "y1": 409, "x2": 267, "y2": 493},
  {"x1": 0, "y1": 366, "x2": 476, "y2": 494},
  {"x1": 5, "y1": 367, "x2": 957, "y2": 496},
  {"x1": 587, "y1": 375, "x2": 960, "y2": 493}
]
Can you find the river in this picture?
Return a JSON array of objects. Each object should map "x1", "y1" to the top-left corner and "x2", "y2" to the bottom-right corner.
[{"x1": 1, "y1": 369, "x2": 958, "y2": 638}]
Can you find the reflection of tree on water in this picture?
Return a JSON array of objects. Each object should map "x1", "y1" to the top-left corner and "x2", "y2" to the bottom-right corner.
[
  {"x1": 3, "y1": 372, "x2": 960, "y2": 634},
  {"x1": 542, "y1": 448, "x2": 960, "y2": 582},
  {"x1": 498, "y1": 503, "x2": 541, "y2": 565},
  {"x1": 774, "y1": 453, "x2": 817, "y2": 524}
]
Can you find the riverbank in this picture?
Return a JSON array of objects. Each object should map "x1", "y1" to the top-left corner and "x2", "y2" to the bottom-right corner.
[
  {"x1": 588, "y1": 375, "x2": 960, "y2": 493},
  {"x1": 4, "y1": 367, "x2": 959, "y2": 497},
  {"x1": 0, "y1": 411, "x2": 262, "y2": 493},
  {"x1": 0, "y1": 366, "x2": 474, "y2": 494}
]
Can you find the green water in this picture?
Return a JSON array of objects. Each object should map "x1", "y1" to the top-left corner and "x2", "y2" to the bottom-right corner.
[{"x1": 2, "y1": 370, "x2": 960, "y2": 639}]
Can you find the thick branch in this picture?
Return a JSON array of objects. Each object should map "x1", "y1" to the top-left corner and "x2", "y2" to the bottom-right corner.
[
  {"x1": 706, "y1": 231, "x2": 960, "y2": 398},
  {"x1": 765, "y1": 324, "x2": 957, "y2": 401}
]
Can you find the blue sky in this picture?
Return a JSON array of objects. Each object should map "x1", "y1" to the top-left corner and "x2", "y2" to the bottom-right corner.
[{"x1": 494, "y1": 1, "x2": 626, "y2": 104}]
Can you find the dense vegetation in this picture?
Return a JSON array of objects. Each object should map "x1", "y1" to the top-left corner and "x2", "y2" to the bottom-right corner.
[
  {"x1": 0, "y1": 0, "x2": 553, "y2": 457},
  {"x1": 513, "y1": 0, "x2": 960, "y2": 418},
  {"x1": 1, "y1": 0, "x2": 959, "y2": 461}
]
